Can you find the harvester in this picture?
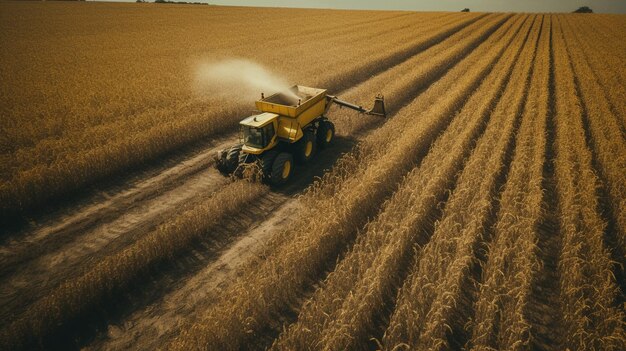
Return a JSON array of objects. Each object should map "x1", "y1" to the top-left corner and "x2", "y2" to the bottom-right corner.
[{"x1": 216, "y1": 85, "x2": 386, "y2": 185}]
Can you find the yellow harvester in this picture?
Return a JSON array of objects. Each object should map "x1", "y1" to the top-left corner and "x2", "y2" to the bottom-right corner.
[{"x1": 216, "y1": 85, "x2": 385, "y2": 185}]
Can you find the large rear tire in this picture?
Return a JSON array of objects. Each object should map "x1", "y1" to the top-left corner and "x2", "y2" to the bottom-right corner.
[
  {"x1": 294, "y1": 131, "x2": 316, "y2": 164},
  {"x1": 316, "y1": 121, "x2": 335, "y2": 149},
  {"x1": 271, "y1": 152, "x2": 293, "y2": 185}
]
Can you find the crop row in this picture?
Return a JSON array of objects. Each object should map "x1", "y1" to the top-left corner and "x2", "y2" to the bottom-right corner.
[
  {"x1": 273, "y1": 14, "x2": 536, "y2": 351},
  {"x1": 558, "y1": 15, "x2": 626, "y2": 257},
  {"x1": 551, "y1": 15, "x2": 625, "y2": 351},
  {"x1": 381, "y1": 14, "x2": 543, "y2": 351},
  {"x1": 331, "y1": 13, "x2": 502, "y2": 139},
  {"x1": 468, "y1": 15, "x2": 548, "y2": 350},
  {"x1": 562, "y1": 16, "x2": 626, "y2": 129},
  {"x1": 169, "y1": 14, "x2": 522, "y2": 350}
]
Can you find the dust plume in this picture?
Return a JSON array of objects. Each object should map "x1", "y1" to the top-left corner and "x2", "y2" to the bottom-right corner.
[{"x1": 195, "y1": 59, "x2": 299, "y2": 104}]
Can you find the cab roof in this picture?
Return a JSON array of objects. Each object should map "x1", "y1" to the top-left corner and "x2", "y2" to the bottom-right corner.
[{"x1": 240, "y1": 112, "x2": 279, "y2": 128}]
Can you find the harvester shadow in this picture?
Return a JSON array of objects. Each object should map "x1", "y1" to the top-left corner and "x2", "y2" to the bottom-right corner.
[{"x1": 272, "y1": 134, "x2": 358, "y2": 196}]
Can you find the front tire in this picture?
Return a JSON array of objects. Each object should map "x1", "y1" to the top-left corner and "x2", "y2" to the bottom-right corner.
[
  {"x1": 271, "y1": 152, "x2": 293, "y2": 185},
  {"x1": 260, "y1": 150, "x2": 279, "y2": 180},
  {"x1": 216, "y1": 144, "x2": 242, "y2": 174}
]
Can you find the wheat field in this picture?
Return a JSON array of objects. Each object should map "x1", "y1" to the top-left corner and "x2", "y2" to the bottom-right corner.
[{"x1": 0, "y1": 2, "x2": 624, "y2": 350}]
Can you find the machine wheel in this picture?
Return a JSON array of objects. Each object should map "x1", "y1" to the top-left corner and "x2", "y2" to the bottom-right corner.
[
  {"x1": 216, "y1": 144, "x2": 242, "y2": 174},
  {"x1": 260, "y1": 150, "x2": 279, "y2": 180},
  {"x1": 294, "y1": 130, "x2": 316, "y2": 164},
  {"x1": 271, "y1": 152, "x2": 293, "y2": 185},
  {"x1": 316, "y1": 121, "x2": 335, "y2": 149}
]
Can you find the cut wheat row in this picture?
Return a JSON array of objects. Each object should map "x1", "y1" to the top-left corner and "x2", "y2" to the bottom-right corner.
[
  {"x1": 381, "y1": 14, "x2": 544, "y2": 351},
  {"x1": 272, "y1": 15, "x2": 536, "y2": 351},
  {"x1": 551, "y1": 15, "x2": 625, "y2": 351},
  {"x1": 0, "y1": 181, "x2": 266, "y2": 349},
  {"x1": 169, "y1": 15, "x2": 521, "y2": 350}
]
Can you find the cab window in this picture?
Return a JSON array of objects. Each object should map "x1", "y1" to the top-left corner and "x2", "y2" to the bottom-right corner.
[
  {"x1": 264, "y1": 123, "x2": 275, "y2": 142},
  {"x1": 242, "y1": 123, "x2": 274, "y2": 148}
]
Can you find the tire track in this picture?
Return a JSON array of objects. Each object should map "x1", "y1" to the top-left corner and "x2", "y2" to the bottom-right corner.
[
  {"x1": 84, "y1": 190, "x2": 300, "y2": 351},
  {"x1": 0, "y1": 167, "x2": 229, "y2": 323},
  {"x1": 0, "y1": 135, "x2": 234, "y2": 274}
]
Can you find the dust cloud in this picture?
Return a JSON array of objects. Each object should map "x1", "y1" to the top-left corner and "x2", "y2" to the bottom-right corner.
[{"x1": 195, "y1": 59, "x2": 299, "y2": 104}]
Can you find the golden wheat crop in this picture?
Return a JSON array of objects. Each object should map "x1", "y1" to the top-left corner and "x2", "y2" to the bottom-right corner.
[
  {"x1": 550, "y1": 15, "x2": 624, "y2": 350},
  {"x1": 468, "y1": 15, "x2": 549, "y2": 350},
  {"x1": 384, "y1": 14, "x2": 544, "y2": 351},
  {"x1": 2, "y1": 4, "x2": 624, "y2": 350}
]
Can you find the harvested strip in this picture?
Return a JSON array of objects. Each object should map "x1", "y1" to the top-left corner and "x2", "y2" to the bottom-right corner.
[{"x1": 0, "y1": 181, "x2": 266, "y2": 349}]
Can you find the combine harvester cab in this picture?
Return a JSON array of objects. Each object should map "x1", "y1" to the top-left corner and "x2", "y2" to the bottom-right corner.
[{"x1": 216, "y1": 85, "x2": 385, "y2": 185}]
